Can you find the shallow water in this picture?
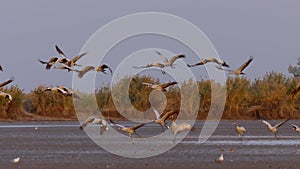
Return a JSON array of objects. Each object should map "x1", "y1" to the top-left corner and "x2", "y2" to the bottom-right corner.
[{"x1": 0, "y1": 120, "x2": 300, "y2": 169}]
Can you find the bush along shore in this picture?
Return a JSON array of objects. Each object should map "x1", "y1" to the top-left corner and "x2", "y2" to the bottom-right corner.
[{"x1": 1, "y1": 72, "x2": 300, "y2": 121}]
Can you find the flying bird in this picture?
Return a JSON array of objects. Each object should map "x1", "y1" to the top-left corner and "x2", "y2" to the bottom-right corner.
[
  {"x1": 219, "y1": 56, "x2": 254, "y2": 76},
  {"x1": 133, "y1": 63, "x2": 165, "y2": 69},
  {"x1": 43, "y1": 86, "x2": 67, "y2": 95},
  {"x1": 38, "y1": 57, "x2": 58, "y2": 70},
  {"x1": 55, "y1": 45, "x2": 87, "y2": 67},
  {"x1": 171, "y1": 120, "x2": 193, "y2": 143},
  {"x1": 155, "y1": 51, "x2": 185, "y2": 68},
  {"x1": 80, "y1": 117, "x2": 108, "y2": 135},
  {"x1": 261, "y1": 119, "x2": 289, "y2": 138},
  {"x1": 187, "y1": 57, "x2": 229, "y2": 68},
  {"x1": 0, "y1": 91, "x2": 12, "y2": 102},
  {"x1": 291, "y1": 124, "x2": 300, "y2": 135},
  {"x1": 151, "y1": 108, "x2": 176, "y2": 131},
  {"x1": 57, "y1": 86, "x2": 80, "y2": 98},
  {"x1": 43, "y1": 86, "x2": 79, "y2": 98},
  {"x1": 75, "y1": 64, "x2": 112, "y2": 78},
  {"x1": 110, "y1": 120, "x2": 145, "y2": 142},
  {"x1": 133, "y1": 63, "x2": 166, "y2": 74},
  {"x1": 95, "y1": 64, "x2": 113, "y2": 74},
  {"x1": 142, "y1": 81, "x2": 177, "y2": 91},
  {"x1": 53, "y1": 65, "x2": 74, "y2": 72},
  {"x1": 232, "y1": 122, "x2": 246, "y2": 139},
  {"x1": 0, "y1": 65, "x2": 3, "y2": 71},
  {"x1": 133, "y1": 51, "x2": 185, "y2": 75},
  {"x1": 0, "y1": 77, "x2": 14, "y2": 88}
]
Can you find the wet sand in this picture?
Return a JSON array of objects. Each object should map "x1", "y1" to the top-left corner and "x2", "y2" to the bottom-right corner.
[{"x1": 0, "y1": 120, "x2": 300, "y2": 169}]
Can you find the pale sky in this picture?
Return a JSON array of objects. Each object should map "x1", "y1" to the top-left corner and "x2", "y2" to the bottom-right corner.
[{"x1": 1, "y1": 1, "x2": 300, "y2": 92}]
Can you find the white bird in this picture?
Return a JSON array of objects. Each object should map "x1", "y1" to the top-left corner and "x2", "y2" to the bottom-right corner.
[
  {"x1": 55, "y1": 45, "x2": 87, "y2": 67},
  {"x1": 232, "y1": 122, "x2": 247, "y2": 139},
  {"x1": 43, "y1": 86, "x2": 68, "y2": 96},
  {"x1": 187, "y1": 57, "x2": 229, "y2": 68},
  {"x1": 155, "y1": 51, "x2": 185, "y2": 68},
  {"x1": 151, "y1": 108, "x2": 176, "y2": 131},
  {"x1": 133, "y1": 51, "x2": 185, "y2": 75},
  {"x1": 0, "y1": 91, "x2": 12, "y2": 102},
  {"x1": 75, "y1": 64, "x2": 112, "y2": 78},
  {"x1": 261, "y1": 119, "x2": 289, "y2": 138},
  {"x1": 219, "y1": 56, "x2": 254, "y2": 76},
  {"x1": 12, "y1": 157, "x2": 20, "y2": 164},
  {"x1": 133, "y1": 63, "x2": 166, "y2": 74},
  {"x1": 80, "y1": 117, "x2": 108, "y2": 135},
  {"x1": 57, "y1": 86, "x2": 80, "y2": 98},
  {"x1": 171, "y1": 120, "x2": 193, "y2": 143},
  {"x1": 42, "y1": 86, "x2": 79, "y2": 98},
  {"x1": 291, "y1": 124, "x2": 300, "y2": 134},
  {"x1": 142, "y1": 81, "x2": 177, "y2": 92},
  {"x1": 133, "y1": 62, "x2": 165, "y2": 69},
  {"x1": 215, "y1": 154, "x2": 224, "y2": 163}
]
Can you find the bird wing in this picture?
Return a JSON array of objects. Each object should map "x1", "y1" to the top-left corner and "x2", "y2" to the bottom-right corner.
[
  {"x1": 155, "y1": 51, "x2": 168, "y2": 63},
  {"x1": 0, "y1": 65, "x2": 3, "y2": 71},
  {"x1": 161, "y1": 111, "x2": 176, "y2": 122},
  {"x1": 57, "y1": 88, "x2": 67, "y2": 95},
  {"x1": 58, "y1": 86, "x2": 70, "y2": 93},
  {"x1": 167, "y1": 54, "x2": 185, "y2": 65},
  {"x1": 274, "y1": 119, "x2": 290, "y2": 129},
  {"x1": 160, "y1": 81, "x2": 178, "y2": 89},
  {"x1": 54, "y1": 65, "x2": 73, "y2": 72},
  {"x1": 80, "y1": 117, "x2": 95, "y2": 129},
  {"x1": 55, "y1": 45, "x2": 67, "y2": 58},
  {"x1": 71, "y1": 52, "x2": 87, "y2": 63},
  {"x1": 84, "y1": 117, "x2": 96, "y2": 124},
  {"x1": 262, "y1": 120, "x2": 272, "y2": 128},
  {"x1": 187, "y1": 58, "x2": 217, "y2": 67},
  {"x1": 239, "y1": 126, "x2": 247, "y2": 132},
  {"x1": 100, "y1": 125, "x2": 107, "y2": 135},
  {"x1": 137, "y1": 64, "x2": 155, "y2": 68},
  {"x1": 38, "y1": 59, "x2": 48, "y2": 64},
  {"x1": 291, "y1": 124, "x2": 298, "y2": 130},
  {"x1": 152, "y1": 108, "x2": 161, "y2": 119},
  {"x1": 114, "y1": 123, "x2": 126, "y2": 129},
  {"x1": 49, "y1": 57, "x2": 59, "y2": 63},
  {"x1": 0, "y1": 77, "x2": 14, "y2": 88},
  {"x1": 236, "y1": 56, "x2": 254, "y2": 72},
  {"x1": 130, "y1": 123, "x2": 145, "y2": 130},
  {"x1": 61, "y1": 65, "x2": 73, "y2": 72},
  {"x1": 109, "y1": 120, "x2": 125, "y2": 128},
  {"x1": 142, "y1": 82, "x2": 153, "y2": 87},
  {"x1": 132, "y1": 66, "x2": 142, "y2": 69},
  {"x1": 77, "y1": 66, "x2": 95, "y2": 78},
  {"x1": 187, "y1": 60, "x2": 205, "y2": 67},
  {"x1": 101, "y1": 119, "x2": 108, "y2": 127}
]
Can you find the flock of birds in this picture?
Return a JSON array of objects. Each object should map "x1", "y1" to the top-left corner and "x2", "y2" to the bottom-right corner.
[{"x1": 2, "y1": 45, "x2": 300, "y2": 164}]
